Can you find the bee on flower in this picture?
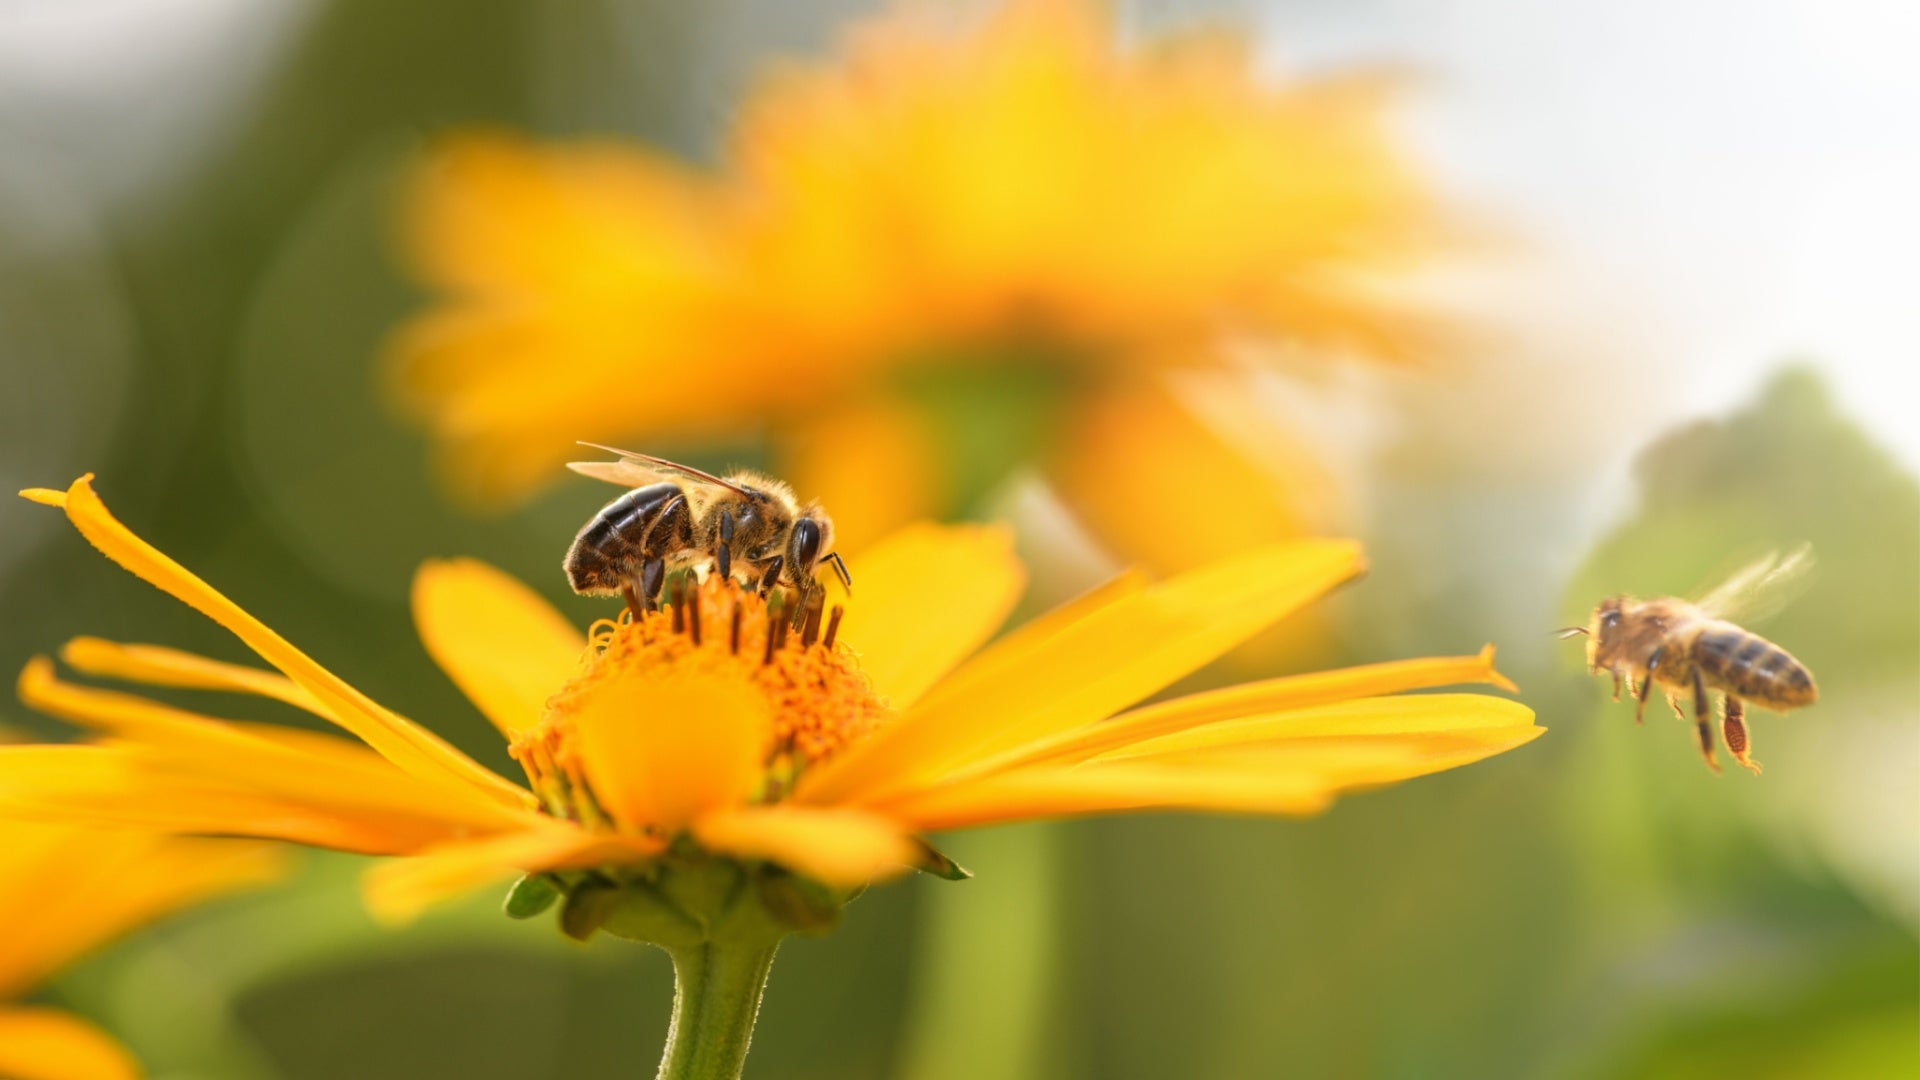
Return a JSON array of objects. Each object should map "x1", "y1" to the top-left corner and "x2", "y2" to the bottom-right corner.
[{"x1": 3, "y1": 475, "x2": 1538, "y2": 1077}]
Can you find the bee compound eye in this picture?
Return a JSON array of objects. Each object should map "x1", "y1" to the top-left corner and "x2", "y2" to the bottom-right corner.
[{"x1": 791, "y1": 518, "x2": 823, "y2": 570}]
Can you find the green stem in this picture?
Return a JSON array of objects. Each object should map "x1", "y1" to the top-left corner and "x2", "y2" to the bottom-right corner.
[{"x1": 656, "y1": 939, "x2": 782, "y2": 1080}]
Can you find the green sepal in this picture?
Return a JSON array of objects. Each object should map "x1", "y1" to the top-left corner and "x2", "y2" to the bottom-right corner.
[
  {"x1": 600, "y1": 879, "x2": 706, "y2": 948},
  {"x1": 560, "y1": 880, "x2": 620, "y2": 942},
  {"x1": 754, "y1": 873, "x2": 844, "y2": 936},
  {"x1": 911, "y1": 838, "x2": 973, "y2": 881},
  {"x1": 502, "y1": 873, "x2": 561, "y2": 919}
]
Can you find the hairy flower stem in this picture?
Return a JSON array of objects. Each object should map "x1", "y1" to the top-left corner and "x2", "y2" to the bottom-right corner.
[{"x1": 657, "y1": 940, "x2": 782, "y2": 1080}]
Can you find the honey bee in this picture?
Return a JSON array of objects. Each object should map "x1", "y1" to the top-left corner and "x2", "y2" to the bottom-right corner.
[
  {"x1": 563, "y1": 443, "x2": 850, "y2": 619},
  {"x1": 1562, "y1": 545, "x2": 1818, "y2": 774}
]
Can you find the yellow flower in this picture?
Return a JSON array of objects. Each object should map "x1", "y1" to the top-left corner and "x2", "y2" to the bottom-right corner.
[
  {"x1": 5, "y1": 476, "x2": 1535, "y2": 932},
  {"x1": 390, "y1": 0, "x2": 1436, "y2": 563},
  {"x1": 0, "y1": 821, "x2": 282, "y2": 1080}
]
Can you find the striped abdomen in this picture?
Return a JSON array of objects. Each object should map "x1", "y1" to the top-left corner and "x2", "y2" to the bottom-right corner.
[
  {"x1": 1694, "y1": 624, "x2": 1817, "y2": 709},
  {"x1": 564, "y1": 482, "x2": 689, "y2": 594}
]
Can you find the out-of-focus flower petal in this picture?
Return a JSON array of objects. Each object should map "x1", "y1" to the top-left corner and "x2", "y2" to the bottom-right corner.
[
  {"x1": 778, "y1": 395, "x2": 947, "y2": 554},
  {"x1": 0, "y1": 1007, "x2": 140, "y2": 1080}
]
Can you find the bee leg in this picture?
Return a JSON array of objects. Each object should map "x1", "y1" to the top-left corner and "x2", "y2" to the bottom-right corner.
[
  {"x1": 1665, "y1": 691, "x2": 1687, "y2": 722},
  {"x1": 757, "y1": 556, "x2": 784, "y2": 599},
  {"x1": 1723, "y1": 696, "x2": 1762, "y2": 775},
  {"x1": 1635, "y1": 647, "x2": 1663, "y2": 724},
  {"x1": 1610, "y1": 670, "x2": 1623, "y2": 703},
  {"x1": 639, "y1": 557, "x2": 667, "y2": 612},
  {"x1": 1692, "y1": 668, "x2": 1721, "y2": 774},
  {"x1": 621, "y1": 583, "x2": 643, "y2": 622},
  {"x1": 716, "y1": 512, "x2": 734, "y2": 582}
]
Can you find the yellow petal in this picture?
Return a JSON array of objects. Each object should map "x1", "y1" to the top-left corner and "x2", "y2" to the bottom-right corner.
[
  {"x1": 837, "y1": 523, "x2": 1025, "y2": 709},
  {"x1": 879, "y1": 716, "x2": 1542, "y2": 833},
  {"x1": 879, "y1": 761, "x2": 1333, "y2": 833},
  {"x1": 574, "y1": 669, "x2": 771, "y2": 832},
  {"x1": 0, "y1": 745, "x2": 508, "y2": 855},
  {"x1": 363, "y1": 826, "x2": 660, "y2": 925},
  {"x1": 28, "y1": 477, "x2": 530, "y2": 812},
  {"x1": 1011, "y1": 645, "x2": 1519, "y2": 767},
  {"x1": 0, "y1": 1007, "x2": 140, "y2": 1080},
  {"x1": 693, "y1": 805, "x2": 915, "y2": 889},
  {"x1": 801, "y1": 539, "x2": 1363, "y2": 806},
  {"x1": 918, "y1": 566, "x2": 1148, "y2": 709},
  {"x1": 1126, "y1": 727, "x2": 1546, "y2": 789},
  {"x1": 1099, "y1": 693, "x2": 1538, "y2": 760},
  {"x1": 60, "y1": 637, "x2": 320, "y2": 713},
  {"x1": 16, "y1": 658, "x2": 531, "y2": 832},
  {"x1": 412, "y1": 558, "x2": 585, "y2": 740}
]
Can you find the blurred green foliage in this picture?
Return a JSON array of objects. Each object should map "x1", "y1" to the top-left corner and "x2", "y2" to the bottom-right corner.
[{"x1": 1, "y1": 1, "x2": 1913, "y2": 1077}]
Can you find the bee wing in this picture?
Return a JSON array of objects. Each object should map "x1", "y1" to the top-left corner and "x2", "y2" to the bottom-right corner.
[
  {"x1": 1691, "y1": 543, "x2": 1816, "y2": 625},
  {"x1": 567, "y1": 442, "x2": 751, "y2": 496}
]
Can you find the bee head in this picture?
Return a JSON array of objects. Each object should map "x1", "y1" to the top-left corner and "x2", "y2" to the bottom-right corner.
[
  {"x1": 1586, "y1": 597, "x2": 1630, "y2": 668},
  {"x1": 786, "y1": 505, "x2": 838, "y2": 587}
]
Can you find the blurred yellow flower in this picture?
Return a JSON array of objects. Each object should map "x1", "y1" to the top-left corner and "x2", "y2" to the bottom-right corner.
[
  {"x1": 0, "y1": 821, "x2": 281, "y2": 1080},
  {"x1": 390, "y1": 0, "x2": 1436, "y2": 563},
  {"x1": 7, "y1": 476, "x2": 1533, "y2": 929}
]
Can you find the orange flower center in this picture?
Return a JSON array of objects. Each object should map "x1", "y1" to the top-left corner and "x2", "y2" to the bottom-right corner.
[{"x1": 511, "y1": 575, "x2": 887, "y2": 825}]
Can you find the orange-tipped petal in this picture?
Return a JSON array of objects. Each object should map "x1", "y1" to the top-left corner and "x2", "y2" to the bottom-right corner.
[
  {"x1": 837, "y1": 523, "x2": 1025, "y2": 709},
  {"x1": 573, "y1": 670, "x2": 771, "y2": 832},
  {"x1": 30, "y1": 476, "x2": 530, "y2": 812},
  {"x1": 801, "y1": 539, "x2": 1364, "y2": 806},
  {"x1": 693, "y1": 805, "x2": 916, "y2": 889},
  {"x1": 363, "y1": 825, "x2": 661, "y2": 925},
  {"x1": 413, "y1": 558, "x2": 585, "y2": 740},
  {"x1": 0, "y1": 1007, "x2": 140, "y2": 1080}
]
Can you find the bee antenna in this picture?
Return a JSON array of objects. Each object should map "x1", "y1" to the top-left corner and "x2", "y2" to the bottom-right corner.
[{"x1": 1555, "y1": 626, "x2": 1590, "y2": 639}]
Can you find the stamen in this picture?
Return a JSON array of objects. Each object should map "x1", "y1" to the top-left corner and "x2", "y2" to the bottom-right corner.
[
  {"x1": 523, "y1": 575, "x2": 889, "y2": 824},
  {"x1": 801, "y1": 602, "x2": 823, "y2": 648}
]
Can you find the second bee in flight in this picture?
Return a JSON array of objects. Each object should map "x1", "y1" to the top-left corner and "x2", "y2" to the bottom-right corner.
[
  {"x1": 1565, "y1": 546, "x2": 1818, "y2": 775},
  {"x1": 564, "y1": 444, "x2": 850, "y2": 620}
]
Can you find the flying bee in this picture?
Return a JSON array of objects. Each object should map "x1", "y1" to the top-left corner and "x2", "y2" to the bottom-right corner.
[
  {"x1": 563, "y1": 443, "x2": 850, "y2": 621},
  {"x1": 1561, "y1": 545, "x2": 1818, "y2": 774}
]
